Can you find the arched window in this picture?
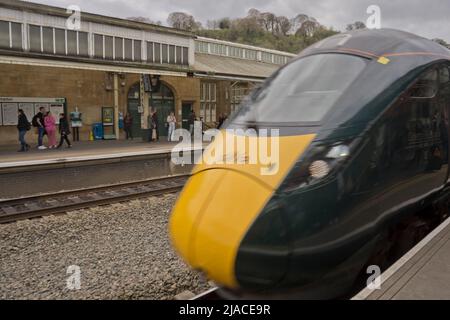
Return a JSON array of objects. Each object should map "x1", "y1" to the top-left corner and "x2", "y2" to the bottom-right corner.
[{"x1": 127, "y1": 82, "x2": 140, "y2": 100}]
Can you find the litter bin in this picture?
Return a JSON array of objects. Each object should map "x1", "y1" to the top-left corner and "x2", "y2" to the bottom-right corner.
[
  {"x1": 93, "y1": 123, "x2": 104, "y2": 140},
  {"x1": 142, "y1": 129, "x2": 151, "y2": 142}
]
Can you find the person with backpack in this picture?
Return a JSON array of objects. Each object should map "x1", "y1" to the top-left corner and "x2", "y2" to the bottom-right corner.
[
  {"x1": 57, "y1": 113, "x2": 72, "y2": 149},
  {"x1": 17, "y1": 109, "x2": 31, "y2": 152},
  {"x1": 32, "y1": 106, "x2": 47, "y2": 150}
]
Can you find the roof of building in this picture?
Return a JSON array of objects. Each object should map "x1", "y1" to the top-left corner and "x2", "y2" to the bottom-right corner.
[
  {"x1": 0, "y1": 0, "x2": 194, "y2": 38},
  {"x1": 194, "y1": 53, "x2": 280, "y2": 80}
]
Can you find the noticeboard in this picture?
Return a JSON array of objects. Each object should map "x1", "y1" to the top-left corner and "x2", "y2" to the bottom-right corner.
[
  {"x1": 1, "y1": 103, "x2": 18, "y2": 125},
  {"x1": 102, "y1": 107, "x2": 114, "y2": 126},
  {"x1": 102, "y1": 107, "x2": 116, "y2": 140},
  {"x1": 0, "y1": 97, "x2": 66, "y2": 126}
]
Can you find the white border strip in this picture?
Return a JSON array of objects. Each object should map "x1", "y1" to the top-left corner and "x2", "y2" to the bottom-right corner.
[
  {"x1": 352, "y1": 216, "x2": 450, "y2": 300},
  {"x1": 0, "y1": 146, "x2": 203, "y2": 169},
  {"x1": 0, "y1": 55, "x2": 188, "y2": 76}
]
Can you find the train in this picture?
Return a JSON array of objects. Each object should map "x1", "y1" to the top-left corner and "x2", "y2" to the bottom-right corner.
[{"x1": 169, "y1": 29, "x2": 450, "y2": 299}]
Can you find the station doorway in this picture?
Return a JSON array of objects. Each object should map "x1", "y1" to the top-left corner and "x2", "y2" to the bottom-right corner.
[
  {"x1": 127, "y1": 82, "x2": 176, "y2": 139},
  {"x1": 150, "y1": 83, "x2": 175, "y2": 139},
  {"x1": 127, "y1": 83, "x2": 142, "y2": 139}
]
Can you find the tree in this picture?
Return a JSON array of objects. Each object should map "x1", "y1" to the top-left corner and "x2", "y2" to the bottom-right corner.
[
  {"x1": 218, "y1": 18, "x2": 231, "y2": 29},
  {"x1": 296, "y1": 20, "x2": 320, "y2": 37},
  {"x1": 167, "y1": 12, "x2": 201, "y2": 31},
  {"x1": 275, "y1": 16, "x2": 291, "y2": 36},
  {"x1": 346, "y1": 21, "x2": 366, "y2": 31}
]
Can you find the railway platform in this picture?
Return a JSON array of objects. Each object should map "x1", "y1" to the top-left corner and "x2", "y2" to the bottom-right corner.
[
  {"x1": 354, "y1": 216, "x2": 450, "y2": 300},
  {"x1": 0, "y1": 140, "x2": 193, "y2": 168},
  {"x1": 0, "y1": 140, "x2": 201, "y2": 200}
]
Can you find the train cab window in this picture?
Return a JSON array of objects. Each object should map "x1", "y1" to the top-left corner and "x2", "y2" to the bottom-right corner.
[
  {"x1": 439, "y1": 66, "x2": 450, "y2": 84},
  {"x1": 410, "y1": 69, "x2": 438, "y2": 99},
  {"x1": 232, "y1": 53, "x2": 367, "y2": 125}
]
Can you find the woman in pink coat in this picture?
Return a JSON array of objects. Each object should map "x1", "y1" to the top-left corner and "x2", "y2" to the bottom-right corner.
[{"x1": 44, "y1": 111, "x2": 57, "y2": 149}]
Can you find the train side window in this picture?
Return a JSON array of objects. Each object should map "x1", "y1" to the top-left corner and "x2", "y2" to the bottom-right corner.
[
  {"x1": 439, "y1": 66, "x2": 450, "y2": 84},
  {"x1": 410, "y1": 69, "x2": 438, "y2": 99}
]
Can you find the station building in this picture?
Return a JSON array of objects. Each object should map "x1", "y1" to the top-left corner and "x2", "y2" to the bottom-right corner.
[{"x1": 0, "y1": 0, "x2": 296, "y2": 144}]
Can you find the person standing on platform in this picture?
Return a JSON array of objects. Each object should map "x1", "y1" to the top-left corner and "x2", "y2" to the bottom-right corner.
[
  {"x1": 44, "y1": 111, "x2": 57, "y2": 149},
  {"x1": 124, "y1": 113, "x2": 133, "y2": 140},
  {"x1": 151, "y1": 109, "x2": 159, "y2": 141},
  {"x1": 188, "y1": 109, "x2": 196, "y2": 136},
  {"x1": 57, "y1": 113, "x2": 72, "y2": 149},
  {"x1": 32, "y1": 106, "x2": 46, "y2": 150},
  {"x1": 166, "y1": 112, "x2": 176, "y2": 142},
  {"x1": 17, "y1": 109, "x2": 30, "y2": 152},
  {"x1": 70, "y1": 107, "x2": 82, "y2": 142}
]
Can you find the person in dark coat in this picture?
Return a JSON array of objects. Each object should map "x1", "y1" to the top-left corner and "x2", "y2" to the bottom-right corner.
[
  {"x1": 17, "y1": 109, "x2": 30, "y2": 152},
  {"x1": 151, "y1": 109, "x2": 159, "y2": 141},
  {"x1": 124, "y1": 113, "x2": 133, "y2": 140},
  {"x1": 57, "y1": 113, "x2": 72, "y2": 149}
]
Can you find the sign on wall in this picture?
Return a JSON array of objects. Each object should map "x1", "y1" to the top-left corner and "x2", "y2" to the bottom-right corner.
[
  {"x1": 1, "y1": 103, "x2": 18, "y2": 126},
  {"x1": 0, "y1": 97, "x2": 66, "y2": 126}
]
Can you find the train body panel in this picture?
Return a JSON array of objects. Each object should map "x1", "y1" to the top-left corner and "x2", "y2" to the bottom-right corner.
[{"x1": 170, "y1": 29, "x2": 450, "y2": 299}]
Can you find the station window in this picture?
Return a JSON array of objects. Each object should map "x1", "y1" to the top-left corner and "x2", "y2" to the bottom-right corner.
[
  {"x1": 246, "y1": 49, "x2": 257, "y2": 60},
  {"x1": 200, "y1": 82, "x2": 217, "y2": 123},
  {"x1": 54, "y1": 28, "x2": 65, "y2": 55},
  {"x1": 261, "y1": 52, "x2": 273, "y2": 63},
  {"x1": 66, "y1": 30, "x2": 77, "y2": 55},
  {"x1": 29, "y1": 25, "x2": 41, "y2": 52},
  {"x1": 154, "y1": 42, "x2": 161, "y2": 63},
  {"x1": 195, "y1": 41, "x2": 208, "y2": 53},
  {"x1": 182, "y1": 47, "x2": 189, "y2": 65},
  {"x1": 134, "y1": 40, "x2": 141, "y2": 61},
  {"x1": 0, "y1": 21, "x2": 23, "y2": 50},
  {"x1": 10, "y1": 22, "x2": 22, "y2": 50},
  {"x1": 175, "y1": 46, "x2": 182, "y2": 64},
  {"x1": 169, "y1": 45, "x2": 175, "y2": 64},
  {"x1": 42, "y1": 27, "x2": 54, "y2": 53},
  {"x1": 104, "y1": 36, "x2": 113, "y2": 59},
  {"x1": 124, "y1": 38, "x2": 133, "y2": 60},
  {"x1": 94, "y1": 34, "x2": 103, "y2": 58},
  {"x1": 115, "y1": 37, "x2": 123, "y2": 60},
  {"x1": 146, "y1": 42, "x2": 153, "y2": 63},
  {"x1": 0, "y1": 21, "x2": 9, "y2": 48},
  {"x1": 161, "y1": 44, "x2": 168, "y2": 63},
  {"x1": 78, "y1": 32, "x2": 88, "y2": 56}
]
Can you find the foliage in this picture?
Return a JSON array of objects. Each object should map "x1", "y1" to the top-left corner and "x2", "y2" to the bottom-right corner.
[{"x1": 195, "y1": 9, "x2": 339, "y2": 53}]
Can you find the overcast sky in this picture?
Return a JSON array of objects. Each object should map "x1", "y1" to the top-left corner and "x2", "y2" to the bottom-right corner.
[{"x1": 28, "y1": 0, "x2": 450, "y2": 41}]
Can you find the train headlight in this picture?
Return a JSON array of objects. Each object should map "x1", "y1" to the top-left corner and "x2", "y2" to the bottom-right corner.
[
  {"x1": 326, "y1": 145, "x2": 350, "y2": 159},
  {"x1": 309, "y1": 160, "x2": 331, "y2": 179}
]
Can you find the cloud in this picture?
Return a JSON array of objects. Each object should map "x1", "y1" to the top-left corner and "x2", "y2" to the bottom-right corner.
[{"x1": 29, "y1": 0, "x2": 450, "y2": 41}]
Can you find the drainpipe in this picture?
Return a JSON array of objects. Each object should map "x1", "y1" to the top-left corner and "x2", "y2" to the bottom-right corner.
[
  {"x1": 114, "y1": 73, "x2": 120, "y2": 140},
  {"x1": 140, "y1": 75, "x2": 150, "y2": 140}
]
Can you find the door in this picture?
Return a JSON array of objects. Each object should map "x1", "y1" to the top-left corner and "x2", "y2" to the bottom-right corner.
[
  {"x1": 127, "y1": 83, "x2": 142, "y2": 138},
  {"x1": 150, "y1": 83, "x2": 175, "y2": 138},
  {"x1": 182, "y1": 102, "x2": 193, "y2": 130}
]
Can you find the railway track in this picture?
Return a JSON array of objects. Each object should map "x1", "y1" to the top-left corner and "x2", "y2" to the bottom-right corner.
[{"x1": 0, "y1": 175, "x2": 189, "y2": 224}]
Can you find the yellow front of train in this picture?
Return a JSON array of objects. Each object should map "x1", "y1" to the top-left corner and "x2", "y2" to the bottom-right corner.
[{"x1": 169, "y1": 130, "x2": 315, "y2": 288}]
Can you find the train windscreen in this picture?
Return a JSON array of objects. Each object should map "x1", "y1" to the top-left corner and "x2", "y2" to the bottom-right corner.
[{"x1": 233, "y1": 53, "x2": 368, "y2": 125}]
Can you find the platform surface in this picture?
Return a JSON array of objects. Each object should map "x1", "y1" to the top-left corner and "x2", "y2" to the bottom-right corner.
[
  {"x1": 354, "y1": 217, "x2": 450, "y2": 300},
  {"x1": 0, "y1": 139, "x2": 199, "y2": 168}
]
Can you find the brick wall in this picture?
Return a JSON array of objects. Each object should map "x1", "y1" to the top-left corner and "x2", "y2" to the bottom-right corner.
[{"x1": 0, "y1": 63, "x2": 206, "y2": 145}]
